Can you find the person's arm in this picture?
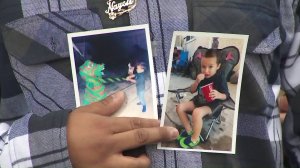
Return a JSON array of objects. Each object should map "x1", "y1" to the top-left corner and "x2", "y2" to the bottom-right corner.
[
  {"x1": 0, "y1": 88, "x2": 71, "y2": 166},
  {"x1": 128, "y1": 63, "x2": 135, "y2": 75},
  {"x1": 0, "y1": 110, "x2": 73, "y2": 168},
  {"x1": 1, "y1": 41, "x2": 178, "y2": 168},
  {"x1": 126, "y1": 74, "x2": 136, "y2": 83},
  {"x1": 0, "y1": 91, "x2": 178, "y2": 168},
  {"x1": 67, "y1": 91, "x2": 178, "y2": 168},
  {"x1": 210, "y1": 73, "x2": 230, "y2": 101},
  {"x1": 210, "y1": 90, "x2": 227, "y2": 100},
  {"x1": 0, "y1": 39, "x2": 73, "y2": 167},
  {"x1": 2, "y1": 37, "x2": 67, "y2": 167},
  {"x1": 190, "y1": 73, "x2": 205, "y2": 93}
]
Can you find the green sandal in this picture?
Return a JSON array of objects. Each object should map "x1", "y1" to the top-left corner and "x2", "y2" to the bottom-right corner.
[
  {"x1": 179, "y1": 136, "x2": 200, "y2": 149},
  {"x1": 176, "y1": 130, "x2": 193, "y2": 141}
]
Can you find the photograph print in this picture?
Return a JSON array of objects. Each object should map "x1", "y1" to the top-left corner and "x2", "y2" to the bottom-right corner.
[
  {"x1": 67, "y1": 25, "x2": 157, "y2": 119},
  {"x1": 159, "y1": 31, "x2": 248, "y2": 154}
]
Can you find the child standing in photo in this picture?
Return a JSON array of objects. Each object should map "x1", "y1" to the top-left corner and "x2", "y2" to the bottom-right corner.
[
  {"x1": 126, "y1": 62, "x2": 147, "y2": 112},
  {"x1": 176, "y1": 49, "x2": 230, "y2": 148}
]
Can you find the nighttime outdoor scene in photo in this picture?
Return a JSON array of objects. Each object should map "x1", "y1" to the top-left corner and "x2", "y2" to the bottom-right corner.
[{"x1": 69, "y1": 27, "x2": 157, "y2": 119}]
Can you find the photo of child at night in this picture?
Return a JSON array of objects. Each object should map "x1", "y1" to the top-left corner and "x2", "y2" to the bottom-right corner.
[
  {"x1": 68, "y1": 25, "x2": 157, "y2": 119},
  {"x1": 126, "y1": 62, "x2": 147, "y2": 112}
]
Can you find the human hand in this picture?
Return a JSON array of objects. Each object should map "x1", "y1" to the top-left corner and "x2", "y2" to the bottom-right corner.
[
  {"x1": 126, "y1": 76, "x2": 136, "y2": 84},
  {"x1": 67, "y1": 91, "x2": 178, "y2": 168},
  {"x1": 128, "y1": 63, "x2": 135, "y2": 75},
  {"x1": 209, "y1": 89, "x2": 224, "y2": 100},
  {"x1": 196, "y1": 74, "x2": 205, "y2": 83},
  {"x1": 126, "y1": 75, "x2": 135, "y2": 81}
]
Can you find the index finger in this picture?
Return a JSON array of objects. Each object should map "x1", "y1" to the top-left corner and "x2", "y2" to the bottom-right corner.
[
  {"x1": 111, "y1": 127, "x2": 178, "y2": 151},
  {"x1": 109, "y1": 117, "x2": 160, "y2": 134},
  {"x1": 78, "y1": 91, "x2": 125, "y2": 116}
]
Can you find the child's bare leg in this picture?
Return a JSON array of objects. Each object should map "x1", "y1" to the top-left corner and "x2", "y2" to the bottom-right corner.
[
  {"x1": 191, "y1": 106, "x2": 212, "y2": 141},
  {"x1": 176, "y1": 101, "x2": 195, "y2": 132}
]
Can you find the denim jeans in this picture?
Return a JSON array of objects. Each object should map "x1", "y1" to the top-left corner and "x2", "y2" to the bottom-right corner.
[{"x1": 137, "y1": 88, "x2": 146, "y2": 106}]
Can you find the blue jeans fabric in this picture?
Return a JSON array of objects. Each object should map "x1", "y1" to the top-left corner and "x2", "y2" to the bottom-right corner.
[{"x1": 137, "y1": 88, "x2": 146, "y2": 106}]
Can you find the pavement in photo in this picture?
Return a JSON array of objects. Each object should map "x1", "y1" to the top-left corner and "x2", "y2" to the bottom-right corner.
[
  {"x1": 112, "y1": 79, "x2": 156, "y2": 119},
  {"x1": 79, "y1": 78, "x2": 156, "y2": 119}
]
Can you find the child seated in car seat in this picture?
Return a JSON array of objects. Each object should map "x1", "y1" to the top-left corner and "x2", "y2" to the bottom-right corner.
[{"x1": 176, "y1": 49, "x2": 230, "y2": 148}]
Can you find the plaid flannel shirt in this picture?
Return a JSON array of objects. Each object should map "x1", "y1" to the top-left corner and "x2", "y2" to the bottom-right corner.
[{"x1": 0, "y1": 0, "x2": 299, "y2": 167}]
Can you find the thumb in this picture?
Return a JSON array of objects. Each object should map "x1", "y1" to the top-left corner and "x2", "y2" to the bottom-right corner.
[{"x1": 82, "y1": 91, "x2": 126, "y2": 116}]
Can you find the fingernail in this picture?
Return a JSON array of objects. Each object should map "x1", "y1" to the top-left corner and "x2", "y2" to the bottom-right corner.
[{"x1": 168, "y1": 127, "x2": 179, "y2": 140}]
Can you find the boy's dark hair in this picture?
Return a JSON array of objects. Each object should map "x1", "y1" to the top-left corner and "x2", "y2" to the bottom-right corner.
[
  {"x1": 136, "y1": 61, "x2": 146, "y2": 70},
  {"x1": 204, "y1": 49, "x2": 221, "y2": 64}
]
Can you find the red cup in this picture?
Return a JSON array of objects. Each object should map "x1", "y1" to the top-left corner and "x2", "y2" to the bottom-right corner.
[{"x1": 201, "y1": 83, "x2": 214, "y2": 102}]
